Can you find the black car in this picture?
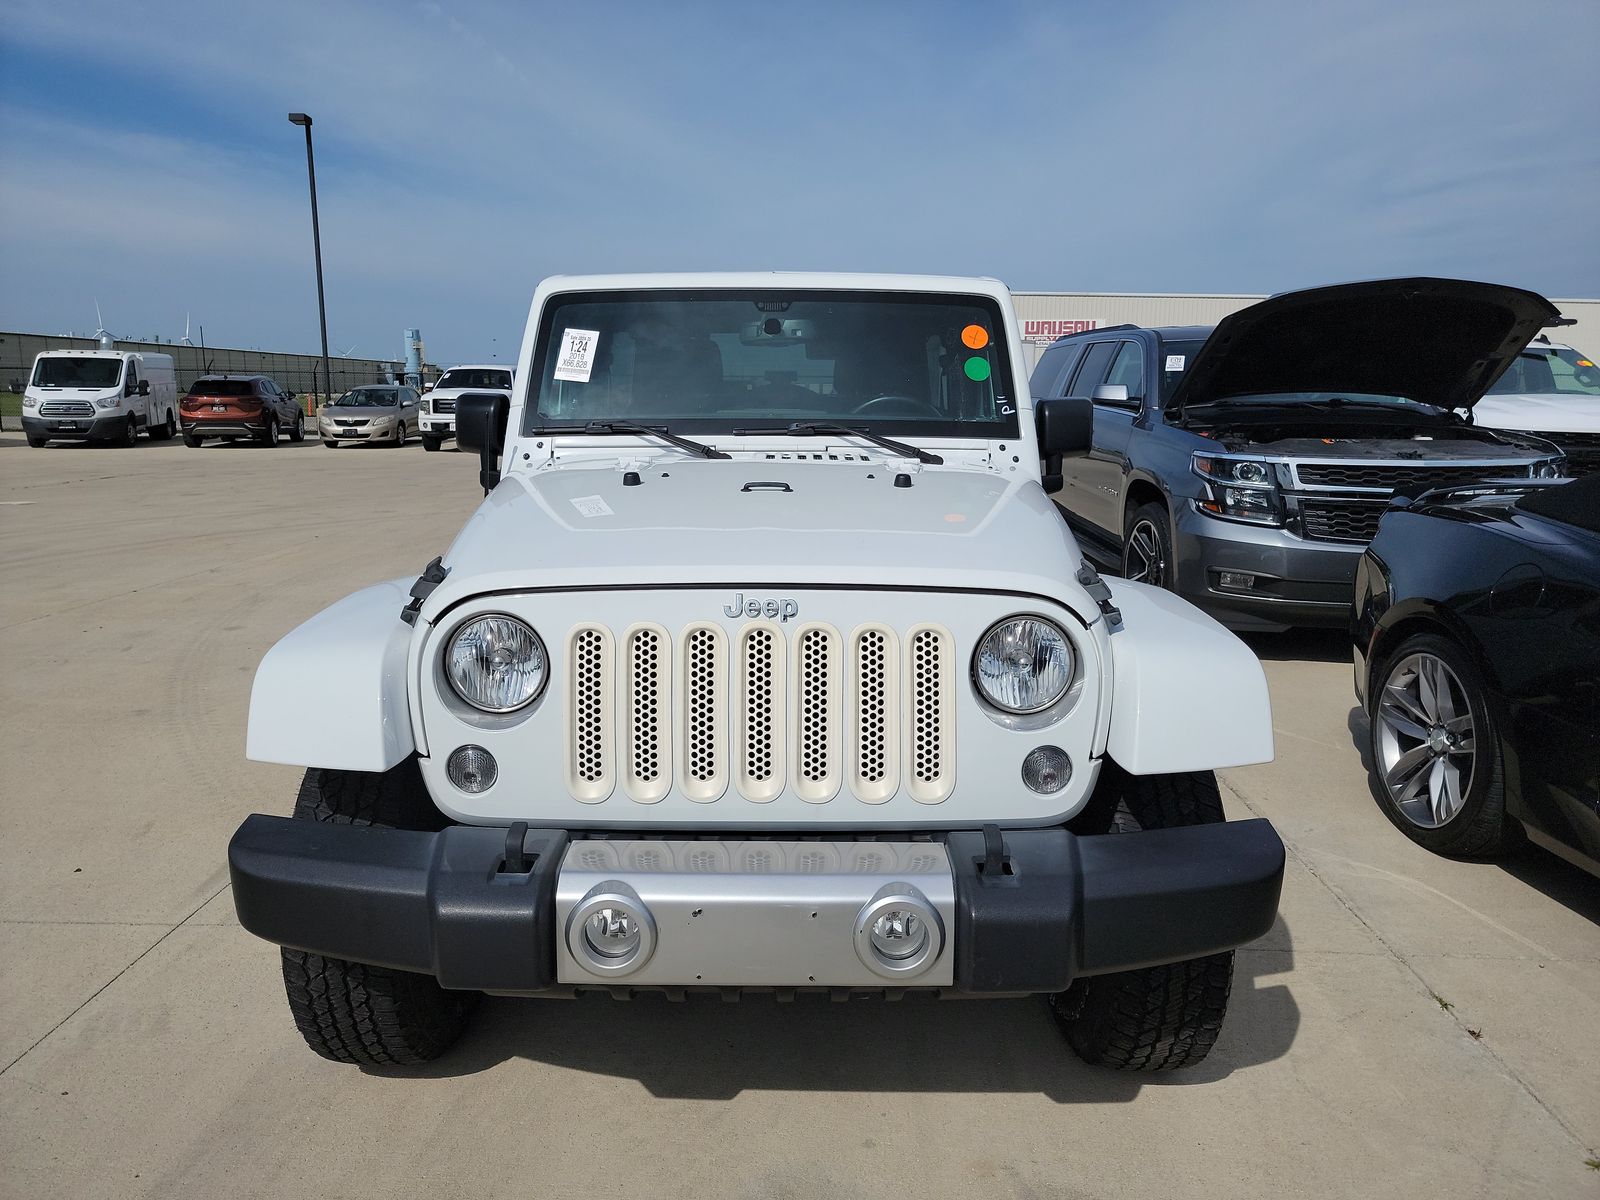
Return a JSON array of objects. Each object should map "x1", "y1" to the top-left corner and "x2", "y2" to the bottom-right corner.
[
  {"x1": 1033, "y1": 278, "x2": 1567, "y2": 631},
  {"x1": 1353, "y1": 473, "x2": 1600, "y2": 876}
]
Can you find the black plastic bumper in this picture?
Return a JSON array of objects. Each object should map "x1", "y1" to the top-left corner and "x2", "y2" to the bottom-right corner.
[
  {"x1": 229, "y1": 816, "x2": 1284, "y2": 994},
  {"x1": 22, "y1": 413, "x2": 132, "y2": 441}
]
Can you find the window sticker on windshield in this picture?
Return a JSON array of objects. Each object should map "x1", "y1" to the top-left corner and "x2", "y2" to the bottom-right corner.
[
  {"x1": 1165, "y1": 355, "x2": 1186, "y2": 371},
  {"x1": 554, "y1": 328, "x2": 600, "y2": 383},
  {"x1": 569, "y1": 495, "x2": 614, "y2": 518}
]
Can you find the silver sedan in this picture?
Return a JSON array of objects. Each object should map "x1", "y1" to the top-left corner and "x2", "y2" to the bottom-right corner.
[{"x1": 318, "y1": 385, "x2": 423, "y2": 447}]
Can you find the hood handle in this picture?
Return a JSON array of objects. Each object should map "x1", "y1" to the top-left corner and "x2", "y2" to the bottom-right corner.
[{"x1": 740, "y1": 481, "x2": 793, "y2": 493}]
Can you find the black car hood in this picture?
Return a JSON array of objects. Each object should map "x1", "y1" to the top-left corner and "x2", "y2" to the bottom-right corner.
[{"x1": 1165, "y1": 278, "x2": 1559, "y2": 418}]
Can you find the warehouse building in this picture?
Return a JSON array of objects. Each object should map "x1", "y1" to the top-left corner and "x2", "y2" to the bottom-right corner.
[{"x1": 1011, "y1": 291, "x2": 1600, "y2": 374}]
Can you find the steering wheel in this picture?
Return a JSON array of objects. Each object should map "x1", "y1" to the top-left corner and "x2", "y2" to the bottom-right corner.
[{"x1": 850, "y1": 394, "x2": 943, "y2": 418}]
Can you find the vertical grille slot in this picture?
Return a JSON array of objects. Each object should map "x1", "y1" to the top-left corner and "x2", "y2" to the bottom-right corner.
[
  {"x1": 906, "y1": 625, "x2": 955, "y2": 803},
  {"x1": 620, "y1": 624, "x2": 671, "y2": 803},
  {"x1": 734, "y1": 625, "x2": 786, "y2": 802},
  {"x1": 564, "y1": 625, "x2": 614, "y2": 802},
  {"x1": 792, "y1": 623, "x2": 842, "y2": 803},
  {"x1": 848, "y1": 625, "x2": 899, "y2": 803},
  {"x1": 676, "y1": 623, "x2": 729, "y2": 802}
]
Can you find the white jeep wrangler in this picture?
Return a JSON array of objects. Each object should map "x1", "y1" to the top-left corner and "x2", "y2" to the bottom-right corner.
[{"x1": 230, "y1": 273, "x2": 1283, "y2": 1070}]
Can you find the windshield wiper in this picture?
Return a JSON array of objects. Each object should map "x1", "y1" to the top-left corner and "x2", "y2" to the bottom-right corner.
[
  {"x1": 540, "y1": 420, "x2": 728, "y2": 459},
  {"x1": 732, "y1": 421, "x2": 943, "y2": 464}
]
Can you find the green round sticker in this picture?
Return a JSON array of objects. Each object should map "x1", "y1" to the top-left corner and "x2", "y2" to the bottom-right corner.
[{"x1": 963, "y1": 356, "x2": 991, "y2": 382}]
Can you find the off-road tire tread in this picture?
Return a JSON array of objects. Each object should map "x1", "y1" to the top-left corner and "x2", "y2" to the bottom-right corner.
[
  {"x1": 1052, "y1": 764, "x2": 1235, "y2": 1071},
  {"x1": 279, "y1": 761, "x2": 468, "y2": 1065}
]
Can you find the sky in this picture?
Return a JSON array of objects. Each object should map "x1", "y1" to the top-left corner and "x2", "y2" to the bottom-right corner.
[{"x1": 2, "y1": 0, "x2": 1597, "y2": 366}]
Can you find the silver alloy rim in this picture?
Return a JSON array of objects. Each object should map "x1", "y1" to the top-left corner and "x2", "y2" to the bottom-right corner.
[
  {"x1": 1125, "y1": 519, "x2": 1165, "y2": 586},
  {"x1": 1375, "y1": 652, "x2": 1477, "y2": 828}
]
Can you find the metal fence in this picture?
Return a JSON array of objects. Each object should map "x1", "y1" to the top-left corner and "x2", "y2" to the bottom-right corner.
[{"x1": 1, "y1": 330, "x2": 438, "y2": 425}]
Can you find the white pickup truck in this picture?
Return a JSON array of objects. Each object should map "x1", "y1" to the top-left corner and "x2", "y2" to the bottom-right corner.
[
  {"x1": 230, "y1": 273, "x2": 1284, "y2": 1071},
  {"x1": 419, "y1": 363, "x2": 515, "y2": 452},
  {"x1": 22, "y1": 349, "x2": 179, "y2": 447}
]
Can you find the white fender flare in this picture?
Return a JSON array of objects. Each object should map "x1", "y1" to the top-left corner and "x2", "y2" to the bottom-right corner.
[
  {"x1": 246, "y1": 579, "x2": 416, "y2": 772},
  {"x1": 1101, "y1": 579, "x2": 1274, "y2": 774}
]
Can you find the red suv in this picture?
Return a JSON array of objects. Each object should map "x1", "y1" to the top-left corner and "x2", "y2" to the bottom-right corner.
[{"x1": 181, "y1": 376, "x2": 306, "y2": 447}]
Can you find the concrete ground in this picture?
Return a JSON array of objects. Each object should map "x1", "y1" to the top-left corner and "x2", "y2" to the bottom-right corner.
[{"x1": 1, "y1": 431, "x2": 1596, "y2": 1200}]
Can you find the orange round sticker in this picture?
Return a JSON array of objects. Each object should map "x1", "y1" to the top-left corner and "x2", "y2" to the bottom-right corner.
[{"x1": 961, "y1": 324, "x2": 990, "y2": 350}]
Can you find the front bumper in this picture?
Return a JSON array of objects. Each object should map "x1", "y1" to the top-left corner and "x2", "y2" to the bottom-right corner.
[
  {"x1": 1175, "y1": 502, "x2": 1363, "y2": 631},
  {"x1": 229, "y1": 815, "x2": 1285, "y2": 994},
  {"x1": 321, "y1": 424, "x2": 391, "y2": 440},
  {"x1": 420, "y1": 415, "x2": 455, "y2": 435},
  {"x1": 22, "y1": 412, "x2": 131, "y2": 440}
]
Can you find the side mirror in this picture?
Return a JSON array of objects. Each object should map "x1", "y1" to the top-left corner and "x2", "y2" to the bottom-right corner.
[
  {"x1": 284, "y1": 391, "x2": 296, "y2": 402},
  {"x1": 457, "y1": 392, "x2": 510, "y2": 494},
  {"x1": 137, "y1": 380, "x2": 151, "y2": 396},
  {"x1": 1091, "y1": 383, "x2": 1134, "y2": 407},
  {"x1": 1034, "y1": 396, "x2": 1093, "y2": 494}
]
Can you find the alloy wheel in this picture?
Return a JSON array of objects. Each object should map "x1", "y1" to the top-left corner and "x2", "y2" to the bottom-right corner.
[
  {"x1": 1375, "y1": 652, "x2": 1477, "y2": 828},
  {"x1": 1125, "y1": 520, "x2": 1166, "y2": 587}
]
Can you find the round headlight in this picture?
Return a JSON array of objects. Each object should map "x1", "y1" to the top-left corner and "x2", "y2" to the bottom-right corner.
[
  {"x1": 1232, "y1": 460, "x2": 1270, "y2": 484},
  {"x1": 445, "y1": 615, "x2": 547, "y2": 712},
  {"x1": 973, "y1": 617, "x2": 1074, "y2": 714}
]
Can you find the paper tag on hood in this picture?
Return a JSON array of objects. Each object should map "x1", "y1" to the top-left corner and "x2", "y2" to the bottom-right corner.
[{"x1": 554, "y1": 328, "x2": 600, "y2": 382}]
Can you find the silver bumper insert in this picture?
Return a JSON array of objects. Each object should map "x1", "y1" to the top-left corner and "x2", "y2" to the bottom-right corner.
[{"x1": 554, "y1": 839, "x2": 955, "y2": 987}]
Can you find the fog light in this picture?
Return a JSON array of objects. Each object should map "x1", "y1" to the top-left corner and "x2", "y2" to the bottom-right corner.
[
  {"x1": 583, "y1": 906, "x2": 643, "y2": 959},
  {"x1": 869, "y1": 909, "x2": 929, "y2": 960},
  {"x1": 855, "y1": 886, "x2": 942, "y2": 978},
  {"x1": 567, "y1": 882, "x2": 656, "y2": 976},
  {"x1": 1218, "y1": 570, "x2": 1257, "y2": 591},
  {"x1": 1021, "y1": 745, "x2": 1071, "y2": 794},
  {"x1": 446, "y1": 745, "x2": 497, "y2": 793}
]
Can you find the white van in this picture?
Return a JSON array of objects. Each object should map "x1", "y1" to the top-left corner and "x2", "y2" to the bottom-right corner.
[{"x1": 21, "y1": 350, "x2": 180, "y2": 447}]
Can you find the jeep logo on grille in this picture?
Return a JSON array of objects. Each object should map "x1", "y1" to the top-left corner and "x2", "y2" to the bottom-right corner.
[{"x1": 724, "y1": 592, "x2": 799, "y2": 622}]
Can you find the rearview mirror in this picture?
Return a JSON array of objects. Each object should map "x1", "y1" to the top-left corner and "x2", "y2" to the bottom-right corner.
[
  {"x1": 1034, "y1": 396, "x2": 1093, "y2": 494},
  {"x1": 457, "y1": 392, "x2": 510, "y2": 494}
]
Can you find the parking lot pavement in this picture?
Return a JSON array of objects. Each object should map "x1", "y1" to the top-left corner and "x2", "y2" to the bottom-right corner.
[{"x1": 1, "y1": 431, "x2": 1595, "y2": 1199}]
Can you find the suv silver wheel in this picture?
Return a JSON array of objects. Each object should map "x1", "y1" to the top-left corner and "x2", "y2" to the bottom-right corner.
[
  {"x1": 1375, "y1": 651, "x2": 1476, "y2": 828},
  {"x1": 1125, "y1": 519, "x2": 1166, "y2": 586}
]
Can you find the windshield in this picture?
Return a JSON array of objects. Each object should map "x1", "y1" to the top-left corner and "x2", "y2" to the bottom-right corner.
[
  {"x1": 32, "y1": 357, "x2": 122, "y2": 388},
  {"x1": 1488, "y1": 346, "x2": 1600, "y2": 397},
  {"x1": 524, "y1": 290, "x2": 1019, "y2": 438},
  {"x1": 438, "y1": 368, "x2": 513, "y2": 391},
  {"x1": 334, "y1": 388, "x2": 398, "y2": 407},
  {"x1": 189, "y1": 379, "x2": 256, "y2": 397}
]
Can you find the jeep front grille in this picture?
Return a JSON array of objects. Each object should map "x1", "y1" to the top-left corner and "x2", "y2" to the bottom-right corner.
[{"x1": 566, "y1": 620, "x2": 954, "y2": 805}]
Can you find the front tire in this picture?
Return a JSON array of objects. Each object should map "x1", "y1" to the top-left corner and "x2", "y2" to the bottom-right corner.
[
  {"x1": 422, "y1": 433, "x2": 442, "y2": 453},
  {"x1": 1368, "y1": 632, "x2": 1507, "y2": 856},
  {"x1": 120, "y1": 415, "x2": 138, "y2": 447},
  {"x1": 1122, "y1": 502, "x2": 1174, "y2": 590},
  {"x1": 323, "y1": 439, "x2": 339, "y2": 448},
  {"x1": 394, "y1": 422, "x2": 407, "y2": 447},
  {"x1": 1050, "y1": 765, "x2": 1235, "y2": 1070},
  {"x1": 278, "y1": 761, "x2": 475, "y2": 1066},
  {"x1": 27, "y1": 434, "x2": 47, "y2": 448}
]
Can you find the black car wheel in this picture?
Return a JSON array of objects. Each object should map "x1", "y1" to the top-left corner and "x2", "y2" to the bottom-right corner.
[
  {"x1": 120, "y1": 415, "x2": 138, "y2": 447},
  {"x1": 1369, "y1": 632, "x2": 1508, "y2": 856},
  {"x1": 1123, "y1": 502, "x2": 1173, "y2": 589}
]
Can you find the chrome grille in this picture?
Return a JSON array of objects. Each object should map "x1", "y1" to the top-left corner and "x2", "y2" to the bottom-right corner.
[
  {"x1": 433, "y1": 397, "x2": 457, "y2": 414},
  {"x1": 569, "y1": 620, "x2": 954, "y2": 805},
  {"x1": 40, "y1": 401, "x2": 94, "y2": 417}
]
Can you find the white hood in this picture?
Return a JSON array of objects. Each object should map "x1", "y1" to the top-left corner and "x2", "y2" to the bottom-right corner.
[
  {"x1": 419, "y1": 457, "x2": 1097, "y2": 621},
  {"x1": 1470, "y1": 393, "x2": 1600, "y2": 434}
]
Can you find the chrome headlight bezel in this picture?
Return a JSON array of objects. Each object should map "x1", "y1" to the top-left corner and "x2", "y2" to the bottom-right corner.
[
  {"x1": 444, "y1": 613, "x2": 549, "y2": 713},
  {"x1": 971, "y1": 616, "x2": 1076, "y2": 715}
]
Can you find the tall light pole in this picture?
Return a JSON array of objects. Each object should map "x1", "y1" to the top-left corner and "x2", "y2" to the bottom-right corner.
[{"x1": 288, "y1": 112, "x2": 333, "y2": 410}]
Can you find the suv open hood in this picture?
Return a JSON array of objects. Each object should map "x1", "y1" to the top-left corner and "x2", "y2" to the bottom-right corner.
[{"x1": 1165, "y1": 278, "x2": 1559, "y2": 417}]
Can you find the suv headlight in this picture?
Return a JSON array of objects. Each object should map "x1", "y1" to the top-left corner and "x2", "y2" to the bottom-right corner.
[
  {"x1": 1192, "y1": 454, "x2": 1283, "y2": 525},
  {"x1": 973, "y1": 617, "x2": 1074, "y2": 714},
  {"x1": 445, "y1": 615, "x2": 547, "y2": 712},
  {"x1": 1533, "y1": 459, "x2": 1563, "y2": 479}
]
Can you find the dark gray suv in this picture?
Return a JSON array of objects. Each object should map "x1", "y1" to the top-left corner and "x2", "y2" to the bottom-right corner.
[{"x1": 1033, "y1": 278, "x2": 1567, "y2": 631}]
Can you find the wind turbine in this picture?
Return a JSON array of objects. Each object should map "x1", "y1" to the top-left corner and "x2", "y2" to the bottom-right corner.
[
  {"x1": 180, "y1": 314, "x2": 195, "y2": 346},
  {"x1": 93, "y1": 300, "x2": 116, "y2": 349},
  {"x1": 339, "y1": 344, "x2": 358, "y2": 357}
]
